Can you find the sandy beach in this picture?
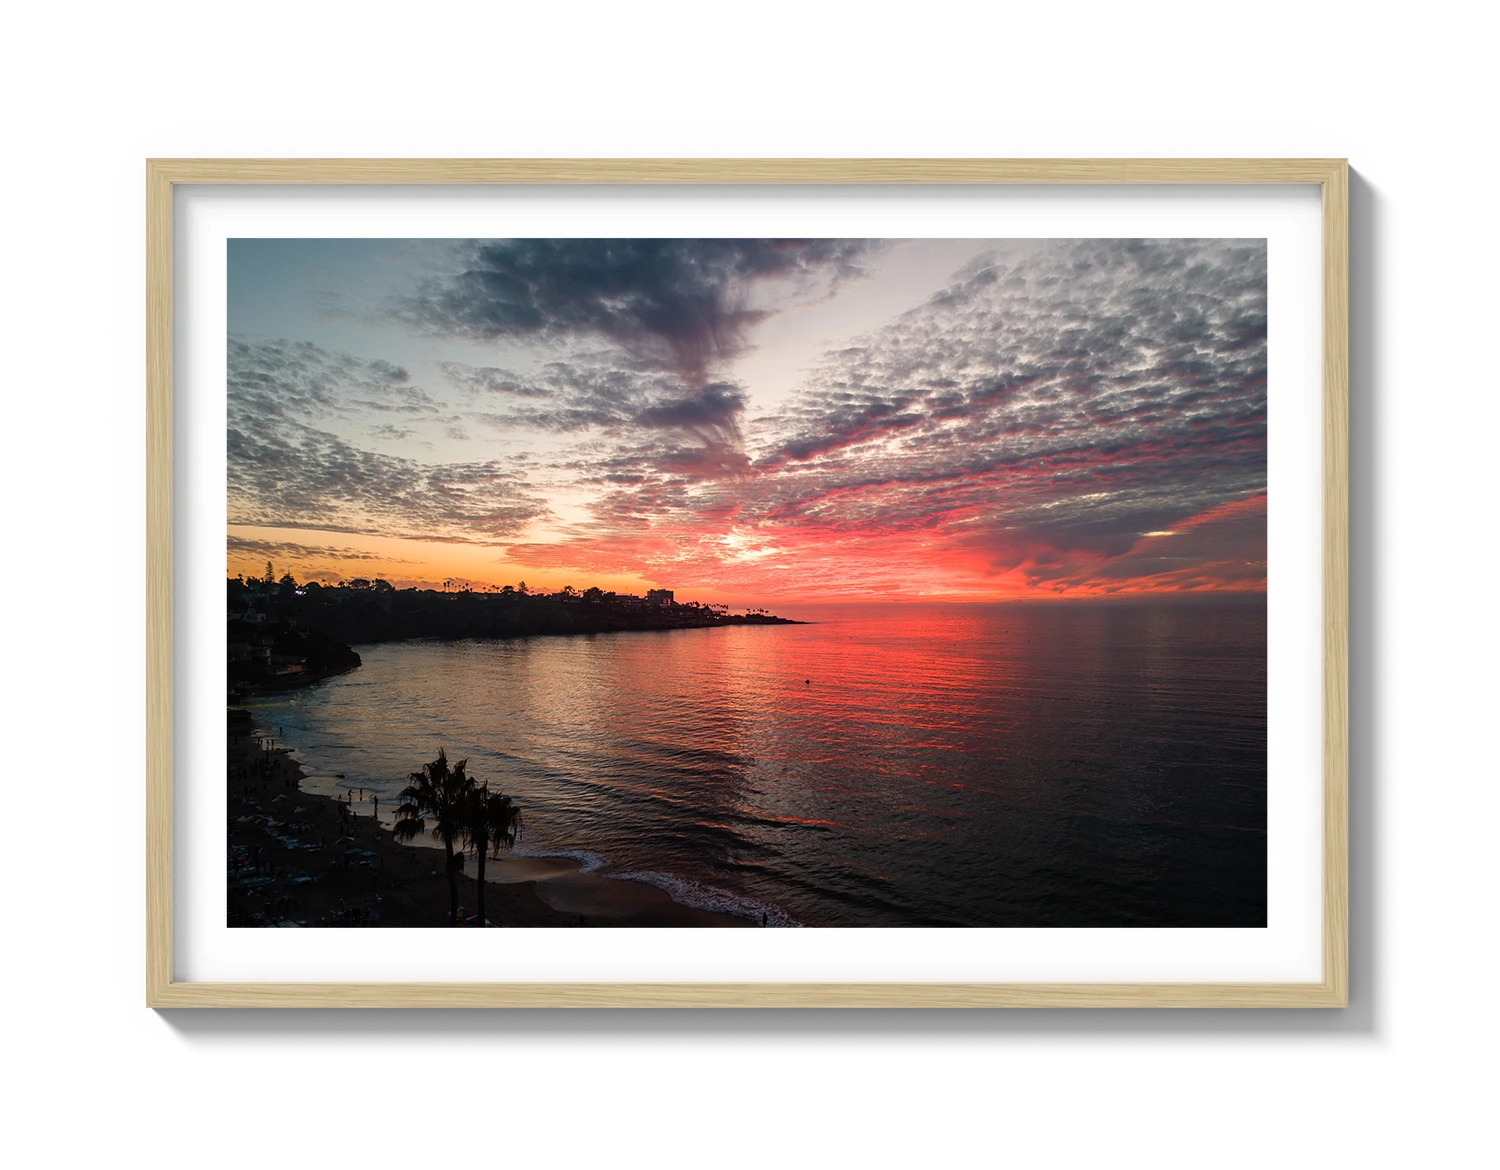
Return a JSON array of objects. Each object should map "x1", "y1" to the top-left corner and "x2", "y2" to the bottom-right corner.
[{"x1": 227, "y1": 710, "x2": 752, "y2": 928}]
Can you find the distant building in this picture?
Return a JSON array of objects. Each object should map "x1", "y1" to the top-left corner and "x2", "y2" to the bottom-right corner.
[{"x1": 646, "y1": 589, "x2": 674, "y2": 607}]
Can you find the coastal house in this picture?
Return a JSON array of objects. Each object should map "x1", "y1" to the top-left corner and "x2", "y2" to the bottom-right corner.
[
  {"x1": 270, "y1": 654, "x2": 307, "y2": 676},
  {"x1": 228, "y1": 639, "x2": 272, "y2": 679},
  {"x1": 646, "y1": 589, "x2": 674, "y2": 607}
]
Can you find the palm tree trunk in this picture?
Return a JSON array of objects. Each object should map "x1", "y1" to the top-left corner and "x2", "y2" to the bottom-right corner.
[
  {"x1": 443, "y1": 838, "x2": 459, "y2": 926},
  {"x1": 475, "y1": 842, "x2": 487, "y2": 926}
]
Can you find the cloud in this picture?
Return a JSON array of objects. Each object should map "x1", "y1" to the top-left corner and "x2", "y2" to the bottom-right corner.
[
  {"x1": 226, "y1": 536, "x2": 417, "y2": 565},
  {"x1": 636, "y1": 382, "x2": 746, "y2": 436},
  {"x1": 506, "y1": 239, "x2": 1269, "y2": 596},
  {"x1": 452, "y1": 357, "x2": 674, "y2": 432},
  {"x1": 368, "y1": 423, "x2": 420, "y2": 441},
  {"x1": 448, "y1": 358, "x2": 751, "y2": 479},
  {"x1": 228, "y1": 338, "x2": 547, "y2": 542},
  {"x1": 229, "y1": 240, "x2": 1268, "y2": 597},
  {"x1": 227, "y1": 419, "x2": 547, "y2": 542},
  {"x1": 228, "y1": 336, "x2": 437, "y2": 420},
  {"x1": 1021, "y1": 492, "x2": 1269, "y2": 594},
  {"x1": 440, "y1": 361, "x2": 552, "y2": 399},
  {"x1": 730, "y1": 239, "x2": 1268, "y2": 574},
  {"x1": 633, "y1": 382, "x2": 749, "y2": 477},
  {"x1": 402, "y1": 239, "x2": 878, "y2": 383}
]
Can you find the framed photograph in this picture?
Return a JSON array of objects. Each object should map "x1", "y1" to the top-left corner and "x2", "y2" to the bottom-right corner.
[{"x1": 147, "y1": 159, "x2": 1347, "y2": 1007}]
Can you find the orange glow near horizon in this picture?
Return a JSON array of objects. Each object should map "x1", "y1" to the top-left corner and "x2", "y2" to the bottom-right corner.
[{"x1": 227, "y1": 490, "x2": 1266, "y2": 603}]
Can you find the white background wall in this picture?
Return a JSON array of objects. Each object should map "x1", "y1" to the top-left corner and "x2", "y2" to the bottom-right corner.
[{"x1": 1, "y1": 2, "x2": 1493, "y2": 1166}]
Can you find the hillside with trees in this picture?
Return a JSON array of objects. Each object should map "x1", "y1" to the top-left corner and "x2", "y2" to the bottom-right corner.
[{"x1": 227, "y1": 567, "x2": 800, "y2": 679}]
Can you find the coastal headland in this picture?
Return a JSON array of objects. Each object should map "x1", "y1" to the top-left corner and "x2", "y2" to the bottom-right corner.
[
  {"x1": 236, "y1": 576, "x2": 797, "y2": 646},
  {"x1": 227, "y1": 709, "x2": 752, "y2": 928}
]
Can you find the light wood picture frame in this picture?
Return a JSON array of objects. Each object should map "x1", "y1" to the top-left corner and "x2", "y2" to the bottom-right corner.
[{"x1": 147, "y1": 158, "x2": 1348, "y2": 1008}]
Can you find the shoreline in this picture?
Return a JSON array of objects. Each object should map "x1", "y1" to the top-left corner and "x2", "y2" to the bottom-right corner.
[
  {"x1": 227, "y1": 711, "x2": 753, "y2": 928},
  {"x1": 233, "y1": 619, "x2": 805, "y2": 701}
]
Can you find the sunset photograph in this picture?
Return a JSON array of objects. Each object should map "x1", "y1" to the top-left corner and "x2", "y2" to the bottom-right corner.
[{"x1": 225, "y1": 236, "x2": 1268, "y2": 929}]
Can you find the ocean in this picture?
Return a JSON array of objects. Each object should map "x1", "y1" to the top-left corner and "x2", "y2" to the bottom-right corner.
[{"x1": 244, "y1": 599, "x2": 1267, "y2": 927}]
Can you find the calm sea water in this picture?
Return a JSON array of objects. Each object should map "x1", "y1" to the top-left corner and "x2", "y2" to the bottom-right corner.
[{"x1": 245, "y1": 600, "x2": 1266, "y2": 927}]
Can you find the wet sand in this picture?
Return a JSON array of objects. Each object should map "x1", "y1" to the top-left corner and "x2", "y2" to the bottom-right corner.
[{"x1": 227, "y1": 713, "x2": 752, "y2": 928}]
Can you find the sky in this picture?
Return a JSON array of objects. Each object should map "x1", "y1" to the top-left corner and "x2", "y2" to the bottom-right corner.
[{"x1": 227, "y1": 237, "x2": 1267, "y2": 603}]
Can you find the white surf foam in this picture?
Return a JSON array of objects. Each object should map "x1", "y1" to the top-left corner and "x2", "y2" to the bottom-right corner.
[{"x1": 507, "y1": 845, "x2": 802, "y2": 926}]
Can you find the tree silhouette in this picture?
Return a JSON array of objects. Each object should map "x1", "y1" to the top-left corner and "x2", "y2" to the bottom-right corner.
[
  {"x1": 392, "y1": 749, "x2": 474, "y2": 926},
  {"x1": 458, "y1": 783, "x2": 523, "y2": 927}
]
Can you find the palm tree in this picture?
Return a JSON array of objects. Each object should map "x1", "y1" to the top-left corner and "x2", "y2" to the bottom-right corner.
[
  {"x1": 392, "y1": 749, "x2": 474, "y2": 926},
  {"x1": 458, "y1": 783, "x2": 523, "y2": 927}
]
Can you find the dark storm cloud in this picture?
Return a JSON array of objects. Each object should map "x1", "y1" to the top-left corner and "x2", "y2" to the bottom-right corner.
[
  {"x1": 228, "y1": 338, "x2": 546, "y2": 542},
  {"x1": 447, "y1": 357, "x2": 751, "y2": 478},
  {"x1": 637, "y1": 382, "x2": 747, "y2": 436},
  {"x1": 403, "y1": 239, "x2": 878, "y2": 384}
]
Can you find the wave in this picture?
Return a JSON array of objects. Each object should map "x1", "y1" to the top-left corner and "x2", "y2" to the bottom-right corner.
[
  {"x1": 610, "y1": 869, "x2": 803, "y2": 927},
  {"x1": 508, "y1": 843, "x2": 612, "y2": 875},
  {"x1": 508, "y1": 844, "x2": 802, "y2": 927}
]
